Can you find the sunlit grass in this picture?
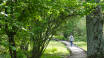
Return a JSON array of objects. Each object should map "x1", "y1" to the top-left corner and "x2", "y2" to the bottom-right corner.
[
  {"x1": 41, "y1": 54, "x2": 60, "y2": 58},
  {"x1": 74, "y1": 41, "x2": 87, "y2": 51},
  {"x1": 41, "y1": 40, "x2": 69, "y2": 58}
]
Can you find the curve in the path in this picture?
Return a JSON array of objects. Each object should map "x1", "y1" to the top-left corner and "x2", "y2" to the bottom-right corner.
[{"x1": 61, "y1": 41, "x2": 87, "y2": 58}]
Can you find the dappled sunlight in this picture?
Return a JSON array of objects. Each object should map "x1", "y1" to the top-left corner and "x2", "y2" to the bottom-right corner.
[
  {"x1": 42, "y1": 40, "x2": 69, "y2": 58},
  {"x1": 69, "y1": 46, "x2": 84, "y2": 53},
  {"x1": 62, "y1": 41, "x2": 87, "y2": 58},
  {"x1": 0, "y1": 0, "x2": 103, "y2": 58}
]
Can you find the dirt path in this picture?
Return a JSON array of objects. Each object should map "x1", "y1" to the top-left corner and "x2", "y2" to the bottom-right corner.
[{"x1": 61, "y1": 41, "x2": 87, "y2": 58}]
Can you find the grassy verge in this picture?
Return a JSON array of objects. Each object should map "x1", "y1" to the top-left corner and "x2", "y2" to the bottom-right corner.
[
  {"x1": 74, "y1": 41, "x2": 87, "y2": 51},
  {"x1": 41, "y1": 40, "x2": 69, "y2": 58}
]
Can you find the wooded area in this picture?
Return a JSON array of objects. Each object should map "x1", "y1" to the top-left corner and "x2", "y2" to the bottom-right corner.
[{"x1": 0, "y1": 0, "x2": 104, "y2": 58}]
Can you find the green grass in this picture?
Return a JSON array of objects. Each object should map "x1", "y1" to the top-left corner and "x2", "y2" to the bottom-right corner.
[
  {"x1": 41, "y1": 40, "x2": 69, "y2": 58},
  {"x1": 54, "y1": 35, "x2": 65, "y2": 40},
  {"x1": 42, "y1": 54, "x2": 60, "y2": 58},
  {"x1": 74, "y1": 41, "x2": 87, "y2": 51}
]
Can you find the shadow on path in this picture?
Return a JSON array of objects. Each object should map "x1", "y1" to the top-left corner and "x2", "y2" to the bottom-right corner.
[{"x1": 61, "y1": 41, "x2": 87, "y2": 58}]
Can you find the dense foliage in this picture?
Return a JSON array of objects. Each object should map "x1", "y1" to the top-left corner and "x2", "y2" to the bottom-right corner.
[{"x1": 0, "y1": 0, "x2": 104, "y2": 58}]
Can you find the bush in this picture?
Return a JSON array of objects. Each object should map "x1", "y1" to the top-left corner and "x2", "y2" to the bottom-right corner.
[{"x1": 17, "y1": 50, "x2": 27, "y2": 58}]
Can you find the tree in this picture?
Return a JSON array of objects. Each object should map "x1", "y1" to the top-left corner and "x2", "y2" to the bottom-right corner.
[
  {"x1": 28, "y1": 0, "x2": 84, "y2": 58},
  {"x1": 1, "y1": 0, "x2": 82, "y2": 58},
  {"x1": 1, "y1": 0, "x2": 102, "y2": 58},
  {"x1": 86, "y1": 0, "x2": 104, "y2": 58},
  {"x1": 0, "y1": 0, "x2": 34, "y2": 58}
]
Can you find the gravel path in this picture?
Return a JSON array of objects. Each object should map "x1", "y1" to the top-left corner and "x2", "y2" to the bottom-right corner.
[{"x1": 61, "y1": 41, "x2": 87, "y2": 58}]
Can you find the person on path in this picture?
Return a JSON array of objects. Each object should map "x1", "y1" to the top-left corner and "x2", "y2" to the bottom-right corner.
[{"x1": 69, "y1": 34, "x2": 74, "y2": 46}]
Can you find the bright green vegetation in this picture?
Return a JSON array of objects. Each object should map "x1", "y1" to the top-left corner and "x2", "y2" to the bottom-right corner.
[
  {"x1": 42, "y1": 55, "x2": 60, "y2": 58},
  {"x1": 0, "y1": 0, "x2": 104, "y2": 58},
  {"x1": 54, "y1": 16, "x2": 87, "y2": 51},
  {"x1": 0, "y1": 0, "x2": 88, "y2": 58},
  {"x1": 54, "y1": 16, "x2": 86, "y2": 41},
  {"x1": 41, "y1": 40, "x2": 69, "y2": 58},
  {"x1": 74, "y1": 41, "x2": 87, "y2": 51}
]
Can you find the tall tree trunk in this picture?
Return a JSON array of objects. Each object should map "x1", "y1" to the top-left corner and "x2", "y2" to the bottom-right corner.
[
  {"x1": 8, "y1": 33, "x2": 17, "y2": 58},
  {"x1": 86, "y1": 1, "x2": 104, "y2": 58},
  {"x1": 5, "y1": 24, "x2": 17, "y2": 58},
  {"x1": 31, "y1": 42, "x2": 42, "y2": 58}
]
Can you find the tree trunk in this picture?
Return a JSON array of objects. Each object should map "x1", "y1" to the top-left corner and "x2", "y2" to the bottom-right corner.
[
  {"x1": 8, "y1": 33, "x2": 17, "y2": 58},
  {"x1": 86, "y1": 4, "x2": 104, "y2": 58},
  {"x1": 31, "y1": 42, "x2": 42, "y2": 58}
]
